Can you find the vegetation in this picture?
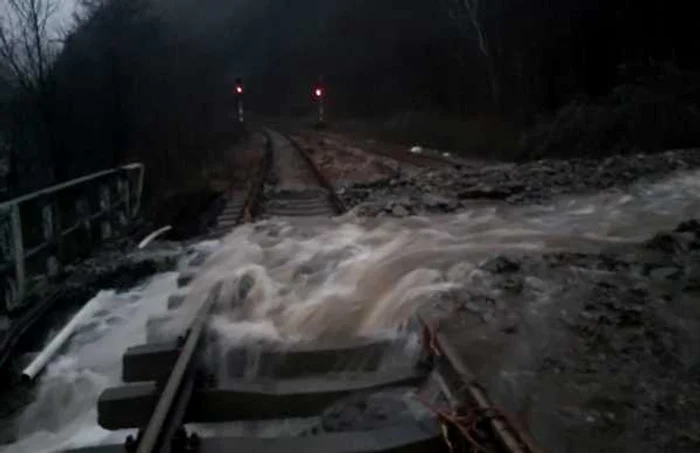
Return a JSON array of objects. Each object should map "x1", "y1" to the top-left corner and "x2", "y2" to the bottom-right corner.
[
  {"x1": 1, "y1": 0, "x2": 245, "y2": 202},
  {"x1": 523, "y1": 66, "x2": 700, "y2": 159},
  {"x1": 0, "y1": 0, "x2": 698, "y2": 200}
]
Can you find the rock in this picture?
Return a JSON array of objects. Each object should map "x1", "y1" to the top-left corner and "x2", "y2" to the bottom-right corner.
[
  {"x1": 238, "y1": 274, "x2": 255, "y2": 300},
  {"x1": 675, "y1": 219, "x2": 700, "y2": 235},
  {"x1": 481, "y1": 311, "x2": 495, "y2": 323},
  {"x1": 342, "y1": 147, "x2": 700, "y2": 218},
  {"x1": 685, "y1": 266, "x2": 700, "y2": 290},
  {"x1": 502, "y1": 323, "x2": 518, "y2": 334},
  {"x1": 482, "y1": 256, "x2": 521, "y2": 273},
  {"x1": 445, "y1": 200, "x2": 459, "y2": 212},
  {"x1": 645, "y1": 233, "x2": 692, "y2": 254},
  {"x1": 464, "y1": 302, "x2": 481, "y2": 313},
  {"x1": 421, "y1": 194, "x2": 453, "y2": 210},
  {"x1": 649, "y1": 267, "x2": 680, "y2": 281},
  {"x1": 502, "y1": 277, "x2": 525, "y2": 293},
  {"x1": 392, "y1": 205, "x2": 409, "y2": 217},
  {"x1": 458, "y1": 185, "x2": 511, "y2": 200},
  {"x1": 320, "y1": 395, "x2": 408, "y2": 432}
]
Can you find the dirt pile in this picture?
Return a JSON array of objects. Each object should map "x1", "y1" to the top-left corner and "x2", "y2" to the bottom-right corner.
[{"x1": 342, "y1": 149, "x2": 700, "y2": 217}]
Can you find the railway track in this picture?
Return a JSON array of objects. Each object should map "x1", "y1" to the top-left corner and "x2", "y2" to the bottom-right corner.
[
  {"x1": 208, "y1": 128, "x2": 345, "y2": 238},
  {"x1": 262, "y1": 129, "x2": 346, "y2": 218},
  {"x1": 65, "y1": 255, "x2": 541, "y2": 453},
  {"x1": 57, "y1": 127, "x2": 542, "y2": 453}
]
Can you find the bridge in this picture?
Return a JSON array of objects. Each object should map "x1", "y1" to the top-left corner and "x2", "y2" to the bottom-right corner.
[{"x1": 0, "y1": 163, "x2": 144, "y2": 312}]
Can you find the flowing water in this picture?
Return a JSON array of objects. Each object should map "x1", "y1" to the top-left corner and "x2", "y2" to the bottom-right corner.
[
  {"x1": 0, "y1": 274, "x2": 179, "y2": 453},
  {"x1": 175, "y1": 169, "x2": 700, "y2": 343},
  {"x1": 3, "y1": 169, "x2": 700, "y2": 452}
]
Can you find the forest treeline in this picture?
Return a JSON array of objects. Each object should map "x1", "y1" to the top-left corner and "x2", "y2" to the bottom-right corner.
[
  {"x1": 1, "y1": 0, "x2": 245, "y2": 201},
  {"x1": 1, "y1": 0, "x2": 699, "y2": 199}
]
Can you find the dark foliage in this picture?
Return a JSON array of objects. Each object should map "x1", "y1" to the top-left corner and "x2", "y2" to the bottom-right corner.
[
  {"x1": 1, "y1": 0, "x2": 245, "y2": 201},
  {"x1": 1, "y1": 0, "x2": 699, "y2": 200},
  {"x1": 523, "y1": 66, "x2": 700, "y2": 159}
]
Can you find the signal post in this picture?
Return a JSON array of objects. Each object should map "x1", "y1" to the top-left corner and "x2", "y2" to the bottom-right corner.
[
  {"x1": 313, "y1": 79, "x2": 325, "y2": 127},
  {"x1": 235, "y1": 77, "x2": 244, "y2": 123}
]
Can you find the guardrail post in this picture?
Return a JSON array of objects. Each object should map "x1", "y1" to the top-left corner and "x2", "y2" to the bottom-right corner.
[
  {"x1": 76, "y1": 196, "x2": 91, "y2": 243},
  {"x1": 100, "y1": 185, "x2": 112, "y2": 239},
  {"x1": 42, "y1": 203, "x2": 59, "y2": 278},
  {"x1": 53, "y1": 201, "x2": 63, "y2": 265},
  {"x1": 118, "y1": 177, "x2": 129, "y2": 227},
  {"x1": 131, "y1": 165, "x2": 144, "y2": 218},
  {"x1": 10, "y1": 205, "x2": 25, "y2": 310}
]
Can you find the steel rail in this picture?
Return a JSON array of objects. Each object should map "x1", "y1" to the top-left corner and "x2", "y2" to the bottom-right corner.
[
  {"x1": 239, "y1": 130, "x2": 274, "y2": 223},
  {"x1": 419, "y1": 316, "x2": 545, "y2": 453},
  {"x1": 282, "y1": 132, "x2": 348, "y2": 215},
  {"x1": 135, "y1": 282, "x2": 222, "y2": 453}
]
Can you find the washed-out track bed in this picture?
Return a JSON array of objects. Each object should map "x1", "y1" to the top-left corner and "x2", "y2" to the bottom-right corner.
[
  {"x1": 13, "y1": 128, "x2": 543, "y2": 453},
  {"x1": 68, "y1": 254, "x2": 543, "y2": 453}
]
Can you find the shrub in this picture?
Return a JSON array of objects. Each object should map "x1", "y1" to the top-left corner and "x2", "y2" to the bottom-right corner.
[{"x1": 522, "y1": 71, "x2": 700, "y2": 160}]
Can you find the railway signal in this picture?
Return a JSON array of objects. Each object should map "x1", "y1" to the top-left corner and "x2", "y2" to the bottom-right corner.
[
  {"x1": 234, "y1": 77, "x2": 244, "y2": 123},
  {"x1": 313, "y1": 79, "x2": 325, "y2": 125}
]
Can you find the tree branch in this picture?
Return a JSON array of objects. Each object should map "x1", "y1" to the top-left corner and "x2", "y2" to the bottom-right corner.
[{"x1": 0, "y1": 0, "x2": 58, "y2": 92}]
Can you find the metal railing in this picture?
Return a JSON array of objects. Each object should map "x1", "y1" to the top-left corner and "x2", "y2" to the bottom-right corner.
[{"x1": 0, "y1": 163, "x2": 145, "y2": 312}]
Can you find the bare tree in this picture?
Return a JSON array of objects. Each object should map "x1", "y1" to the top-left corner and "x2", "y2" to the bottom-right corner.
[
  {"x1": 446, "y1": 0, "x2": 500, "y2": 108},
  {"x1": 0, "y1": 0, "x2": 60, "y2": 186},
  {"x1": 71, "y1": 0, "x2": 108, "y2": 28},
  {"x1": 0, "y1": 0, "x2": 59, "y2": 92}
]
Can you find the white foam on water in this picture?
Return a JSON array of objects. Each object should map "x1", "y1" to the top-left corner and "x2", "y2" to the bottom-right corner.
[
  {"x1": 7, "y1": 168, "x2": 700, "y2": 450},
  {"x1": 1, "y1": 273, "x2": 179, "y2": 453},
  {"x1": 166, "y1": 170, "x2": 700, "y2": 352}
]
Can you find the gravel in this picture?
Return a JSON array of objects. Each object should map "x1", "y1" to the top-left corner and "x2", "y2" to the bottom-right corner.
[
  {"x1": 441, "y1": 219, "x2": 700, "y2": 453},
  {"x1": 340, "y1": 149, "x2": 700, "y2": 217},
  {"x1": 315, "y1": 141, "x2": 700, "y2": 453}
]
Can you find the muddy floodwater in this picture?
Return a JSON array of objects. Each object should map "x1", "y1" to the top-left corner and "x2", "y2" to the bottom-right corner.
[{"x1": 4, "y1": 169, "x2": 700, "y2": 453}]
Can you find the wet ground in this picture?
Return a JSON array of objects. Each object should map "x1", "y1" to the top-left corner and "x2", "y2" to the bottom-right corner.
[
  {"x1": 2, "y1": 131, "x2": 700, "y2": 453},
  {"x1": 172, "y1": 158, "x2": 700, "y2": 453},
  {"x1": 442, "y1": 226, "x2": 700, "y2": 453},
  {"x1": 267, "y1": 130, "x2": 321, "y2": 192},
  {"x1": 340, "y1": 149, "x2": 700, "y2": 217},
  {"x1": 0, "y1": 239, "x2": 183, "y2": 450}
]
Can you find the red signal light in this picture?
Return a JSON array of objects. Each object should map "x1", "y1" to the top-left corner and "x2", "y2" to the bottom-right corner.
[
  {"x1": 314, "y1": 87, "x2": 323, "y2": 98},
  {"x1": 236, "y1": 86, "x2": 243, "y2": 94}
]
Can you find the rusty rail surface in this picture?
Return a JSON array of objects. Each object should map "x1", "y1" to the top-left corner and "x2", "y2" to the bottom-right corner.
[{"x1": 419, "y1": 317, "x2": 545, "y2": 453}]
